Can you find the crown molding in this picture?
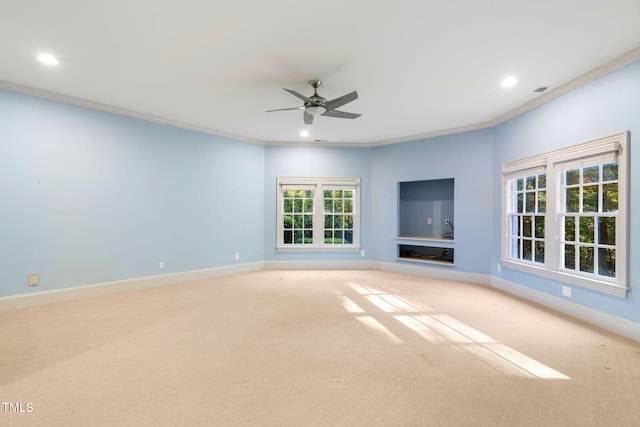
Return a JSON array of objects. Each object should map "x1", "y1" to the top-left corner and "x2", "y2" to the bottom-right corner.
[
  {"x1": 372, "y1": 44, "x2": 640, "y2": 147},
  {"x1": 0, "y1": 81, "x2": 266, "y2": 146},
  {"x1": 370, "y1": 121, "x2": 494, "y2": 147},
  {"x1": 483, "y1": 44, "x2": 640, "y2": 130},
  {"x1": 3, "y1": 45, "x2": 639, "y2": 148}
]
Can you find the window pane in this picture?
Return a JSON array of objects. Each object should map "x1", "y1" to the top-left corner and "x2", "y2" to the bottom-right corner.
[
  {"x1": 284, "y1": 230, "x2": 292, "y2": 244},
  {"x1": 538, "y1": 174, "x2": 546, "y2": 189},
  {"x1": 602, "y1": 183, "x2": 618, "y2": 212},
  {"x1": 583, "y1": 165, "x2": 599, "y2": 183},
  {"x1": 304, "y1": 215, "x2": 313, "y2": 228},
  {"x1": 602, "y1": 163, "x2": 618, "y2": 181},
  {"x1": 283, "y1": 190, "x2": 293, "y2": 198},
  {"x1": 523, "y1": 216, "x2": 532, "y2": 237},
  {"x1": 284, "y1": 199, "x2": 293, "y2": 213},
  {"x1": 582, "y1": 185, "x2": 598, "y2": 212},
  {"x1": 303, "y1": 230, "x2": 313, "y2": 243},
  {"x1": 294, "y1": 199, "x2": 303, "y2": 213},
  {"x1": 566, "y1": 169, "x2": 580, "y2": 185},
  {"x1": 334, "y1": 190, "x2": 343, "y2": 198},
  {"x1": 324, "y1": 215, "x2": 333, "y2": 228},
  {"x1": 334, "y1": 216, "x2": 343, "y2": 228},
  {"x1": 345, "y1": 215, "x2": 354, "y2": 229},
  {"x1": 294, "y1": 230, "x2": 303, "y2": 244},
  {"x1": 598, "y1": 217, "x2": 616, "y2": 245},
  {"x1": 304, "y1": 199, "x2": 313, "y2": 213},
  {"x1": 526, "y1": 176, "x2": 536, "y2": 190},
  {"x1": 523, "y1": 240, "x2": 532, "y2": 261},
  {"x1": 516, "y1": 178, "x2": 523, "y2": 191},
  {"x1": 517, "y1": 193, "x2": 524, "y2": 213},
  {"x1": 345, "y1": 228, "x2": 353, "y2": 243},
  {"x1": 538, "y1": 190, "x2": 546, "y2": 213},
  {"x1": 564, "y1": 216, "x2": 575, "y2": 242},
  {"x1": 294, "y1": 215, "x2": 303, "y2": 228},
  {"x1": 324, "y1": 230, "x2": 332, "y2": 240},
  {"x1": 535, "y1": 241, "x2": 544, "y2": 263},
  {"x1": 344, "y1": 190, "x2": 353, "y2": 198},
  {"x1": 525, "y1": 192, "x2": 535, "y2": 213},
  {"x1": 535, "y1": 216, "x2": 545, "y2": 238},
  {"x1": 579, "y1": 246, "x2": 594, "y2": 273},
  {"x1": 579, "y1": 217, "x2": 594, "y2": 243},
  {"x1": 598, "y1": 248, "x2": 616, "y2": 278},
  {"x1": 566, "y1": 187, "x2": 579, "y2": 212},
  {"x1": 334, "y1": 200, "x2": 344, "y2": 213},
  {"x1": 510, "y1": 216, "x2": 520, "y2": 236},
  {"x1": 511, "y1": 238, "x2": 521, "y2": 259},
  {"x1": 564, "y1": 244, "x2": 576, "y2": 270},
  {"x1": 283, "y1": 215, "x2": 292, "y2": 229},
  {"x1": 324, "y1": 190, "x2": 332, "y2": 198},
  {"x1": 344, "y1": 199, "x2": 353, "y2": 213},
  {"x1": 324, "y1": 199, "x2": 333, "y2": 212},
  {"x1": 335, "y1": 230, "x2": 344, "y2": 242}
]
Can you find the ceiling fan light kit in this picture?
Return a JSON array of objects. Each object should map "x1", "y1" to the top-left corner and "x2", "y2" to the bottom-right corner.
[
  {"x1": 267, "y1": 79, "x2": 361, "y2": 125},
  {"x1": 306, "y1": 105, "x2": 327, "y2": 115}
]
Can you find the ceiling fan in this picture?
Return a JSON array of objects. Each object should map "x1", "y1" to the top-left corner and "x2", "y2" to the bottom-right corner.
[{"x1": 267, "y1": 80, "x2": 361, "y2": 125}]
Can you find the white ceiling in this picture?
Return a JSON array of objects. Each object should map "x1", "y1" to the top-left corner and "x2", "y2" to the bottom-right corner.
[{"x1": 2, "y1": 0, "x2": 640, "y2": 146}]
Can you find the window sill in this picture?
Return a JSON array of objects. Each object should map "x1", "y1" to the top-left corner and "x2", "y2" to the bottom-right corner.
[
  {"x1": 501, "y1": 259, "x2": 629, "y2": 298},
  {"x1": 276, "y1": 246, "x2": 361, "y2": 253}
]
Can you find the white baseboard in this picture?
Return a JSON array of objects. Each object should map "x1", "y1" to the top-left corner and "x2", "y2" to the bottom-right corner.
[
  {"x1": 373, "y1": 261, "x2": 640, "y2": 342},
  {"x1": 0, "y1": 261, "x2": 264, "y2": 313},
  {"x1": 373, "y1": 261, "x2": 492, "y2": 286},
  {"x1": 491, "y1": 276, "x2": 640, "y2": 342},
  {"x1": 264, "y1": 260, "x2": 375, "y2": 270},
  {"x1": 2, "y1": 260, "x2": 638, "y2": 342}
]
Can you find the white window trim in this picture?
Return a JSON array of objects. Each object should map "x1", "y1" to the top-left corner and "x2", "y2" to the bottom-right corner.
[
  {"x1": 501, "y1": 132, "x2": 629, "y2": 298},
  {"x1": 276, "y1": 176, "x2": 361, "y2": 252}
]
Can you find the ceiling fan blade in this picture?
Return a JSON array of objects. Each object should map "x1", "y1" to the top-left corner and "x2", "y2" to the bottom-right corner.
[
  {"x1": 321, "y1": 110, "x2": 361, "y2": 119},
  {"x1": 324, "y1": 91, "x2": 358, "y2": 111},
  {"x1": 303, "y1": 110, "x2": 314, "y2": 125},
  {"x1": 266, "y1": 106, "x2": 305, "y2": 112},
  {"x1": 283, "y1": 88, "x2": 321, "y2": 106}
]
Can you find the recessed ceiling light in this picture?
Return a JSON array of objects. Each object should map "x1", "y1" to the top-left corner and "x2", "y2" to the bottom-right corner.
[
  {"x1": 501, "y1": 76, "x2": 517, "y2": 87},
  {"x1": 37, "y1": 53, "x2": 59, "y2": 66},
  {"x1": 300, "y1": 130, "x2": 309, "y2": 137}
]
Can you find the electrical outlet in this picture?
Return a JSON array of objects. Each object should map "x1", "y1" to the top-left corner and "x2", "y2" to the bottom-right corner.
[
  {"x1": 427, "y1": 217, "x2": 432, "y2": 224},
  {"x1": 28, "y1": 274, "x2": 39, "y2": 286},
  {"x1": 497, "y1": 263, "x2": 501, "y2": 272},
  {"x1": 159, "y1": 261, "x2": 165, "y2": 270},
  {"x1": 360, "y1": 250, "x2": 366, "y2": 257},
  {"x1": 234, "y1": 253, "x2": 240, "y2": 260},
  {"x1": 445, "y1": 218, "x2": 450, "y2": 224},
  {"x1": 562, "y1": 286, "x2": 572, "y2": 298}
]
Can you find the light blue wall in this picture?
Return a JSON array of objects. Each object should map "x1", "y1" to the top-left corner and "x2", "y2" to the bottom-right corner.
[
  {"x1": 263, "y1": 146, "x2": 372, "y2": 261},
  {"x1": 0, "y1": 90, "x2": 265, "y2": 297},
  {"x1": 492, "y1": 59, "x2": 640, "y2": 322},
  {"x1": 371, "y1": 129, "x2": 494, "y2": 274},
  {"x1": 1, "y1": 58, "x2": 637, "y2": 325}
]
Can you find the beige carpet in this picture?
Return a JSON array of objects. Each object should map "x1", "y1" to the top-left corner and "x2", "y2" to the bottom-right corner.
[{"x1": 1, "y1": 270, "x2": 639, "y2": 426}]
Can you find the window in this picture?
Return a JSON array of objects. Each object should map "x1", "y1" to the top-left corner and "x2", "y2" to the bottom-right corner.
[
  {"x1": 508, "y1": 172, "x2": 547, "y2": 264},
  {"x1": 501, "y1": 132, "x2": 628, "y2": 297},
  {"x1": 277, "y1": 177, "x2": 360, "y2": 251},
  {"x1": 561, "y1": 163, "x2": 618, "y2": 279}
]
